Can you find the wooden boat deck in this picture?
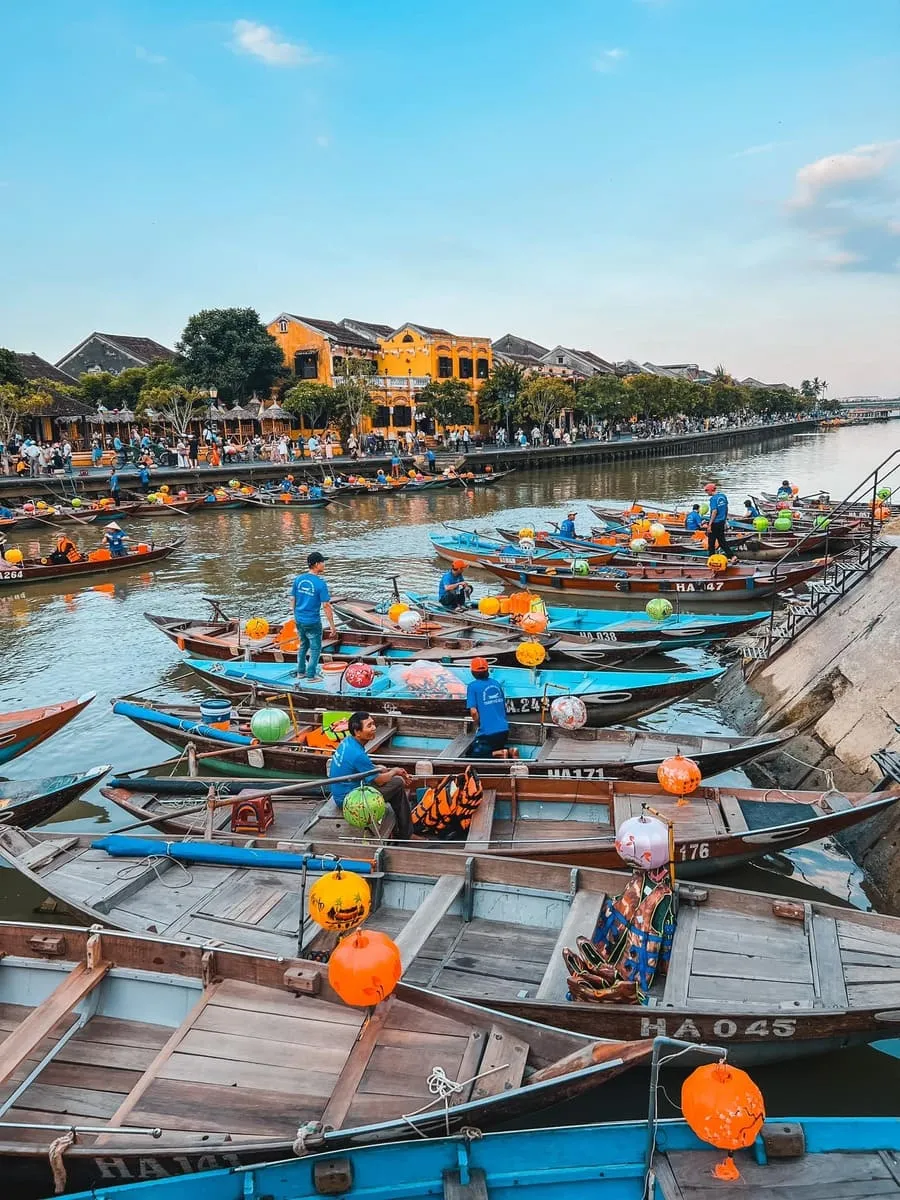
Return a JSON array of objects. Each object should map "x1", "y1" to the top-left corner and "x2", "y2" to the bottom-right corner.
[{"x1": 663, "y1": 1146, "x2": 900, "y2": 1197}]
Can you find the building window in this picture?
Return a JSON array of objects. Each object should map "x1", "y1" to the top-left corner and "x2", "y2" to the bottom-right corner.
[
  {"x1": 392, "y1": 405, "x2": 412, "y2": 427},
  {"x1": 402, "y1": 333, "x2": 414, "y2": 343},
  {"x1": 333, "y1": 355, "x2": 344, "y2": 374},
  {"x1": 278, "y1": 318, "x2": 288, "y2": 334},
  {"x1": 373, "y1": 405, "x2": 391, "y2": 427},
  {"x1": 475, "y1": 357, "x2": 489, "y2": 379},
  {"x1": 294, "y1": 351, "x2": 319, "y2": 379},
  {"x1": 437, "y1": 356, "x2": 453, "y2": 378},
  {"x1": 458, "y1": 357, "x2": 473, "y2": 379},
  {"x1": 557, "y1": 355, "x2": 564, "y2": 365}
]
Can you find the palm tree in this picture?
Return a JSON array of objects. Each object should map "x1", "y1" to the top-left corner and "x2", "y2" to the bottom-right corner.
[{"x1": 818, "y1": 379, "x2": 828, "y2": 398}]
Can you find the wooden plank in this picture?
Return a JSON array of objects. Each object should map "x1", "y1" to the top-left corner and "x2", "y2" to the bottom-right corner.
[
  {"x1": 179, "y1": 1027, "x2": 350, "y2": 1074},
  {"x1": 196, "y1": 1005, "x2": 361, "y2": 1051},
  {"x1": 455, "y1": 1030, "x2": 487, "y2": 1104},
  {"x1": 688, "y1": 975, "x2": 816, "y2": 1004},
  {"x1": 0, "y1": 958, "x2": 111, "y2": 1088},
  {"x1": 90, "y1": 858, "x2": 177, "y2": 914},
  {"x1": 19, "y1": 836, "x2": 79, "y2": 870},
  {"x1": 319, "y1": 998, "x2": 395, "y2": 1131},
  {"x1": 846, "y1": 982, "x2": 900, "y2": 1006},
  {"x1": 443, "y1": 1168, "x2": 489, "y2": 1200},
  {"x1": 464, "y1": 789, "x2": 496, "y2": 851},
  {"x1": 536, "y1": 889, "x2": 607, "y2": 1001},
  {"x1": 716, "y1": 790, "x2": 749, "y2": 834},
  {"x1": 693, "y1": 926, "x2": 809, "y2": 961},
  {"x1": 811, "y1": 914, "x2": 849, "y2": 1009},
  {"x1": 436, "y1": 731, "x2": 475, "y2": 760},
  {"x1": 690, "y1": 948, "x2": 811, "y2": 985},
  {"x1": 661, "y1": 905, "x2": 699, "y2": 1008},
  {"x1": 442, "y1": 952, "x2": 545, "y2": 986},
  {"x1": 160, "y1": 1052, "x2": 337, "y2": 1098},
  {"x1": 395, "y1": 875, "x2": 465, "y2": 971},
  {"x1": 469, "y1": 1024, "x2": 528, "y2": 1101},
  {"x1": 212, "y1": 979, "x2": 364, "y2": 1026},
  {"x1": 653, "y1": 1154, "x2": 685, "y2": 1200}
]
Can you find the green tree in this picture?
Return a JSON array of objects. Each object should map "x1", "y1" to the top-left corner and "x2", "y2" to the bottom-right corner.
[
  {"x1": 577, "y1": 374, "x2": 628, "y2": 425},
  {"x1": 283, "y1": 381, "x2": 335, "y2": 431},
  {"x1": 517, "y1": 376, "x2": 574, "y2": 434},
  {"x1": 177, "y1": 308, "x2": 285, "y2": 403},
  {"x1": 476, "y1": 362, "x2": 526, "y2": 428},
  {"x1": 416, "y1": 378, "x2": 475, "y2": 430},
  {"x1": 0, "y1": 381, "x2": 55, "y2": 463},
  {"x1": 332, "y1": 378, "x2": 375, "y2": 438},
  {"x1": 137, "y1": 385, "x2": 207, "y2": 436},
  {"x1": 0, "y1": 349, "x2": 25, "y2": 386}
]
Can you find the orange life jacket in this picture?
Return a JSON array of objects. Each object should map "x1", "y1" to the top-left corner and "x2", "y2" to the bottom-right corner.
[{"x1": 410, "y1": 766, "x2": 484, "y2": 835}]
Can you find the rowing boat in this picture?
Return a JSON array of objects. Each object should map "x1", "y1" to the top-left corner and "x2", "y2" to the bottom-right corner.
[
  {"x1": 334, "y1": 596, "x2": 769, "y2": 646},
  {"x1": 108, "y1": 696, "x2": 794, "y2": 782},
  {"x1": 9, "y1": 502, "x2": 142, "y2": 528},
  {"x1": 54, "y1": 1115, "x2": 900, "y2": 1200},
  {"x1": 101, "y1": 755, "x2": 894, "y2": 875},
  {"x1": 250, "y1": 492, "x2": 331, "y2": 509},
  {"x1": 0, "y1": 766, "x2": 110, "y2": 827},
  {"x1": 0, "y1": 921, "x2": 649, "y2": 1196},
  {"x1": 0, "y1": 540, "x2": 183, "y2": 587},
  {"x1": 481, "y1": 557, "x2": 828, "y2": 601},
  {"x1": 0, "y1": 694, "x2": 95, "y2": 766},
  {"x1": 5, "y1": 834, "x2": 899, "y2": 1064},
  {"x1": 430, "y1": 532, "x2": 615, "y2": 569},
  {"x1": 182, "y1": 656, "x2": 725, "y2": 725},
  {"x1": 402, "y1": 477, "x2": 456, "y2": 491}
]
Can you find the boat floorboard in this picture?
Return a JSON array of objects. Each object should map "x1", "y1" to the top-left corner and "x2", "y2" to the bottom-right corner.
[{"x1": 665, "y1": 1147, "x2": 900, "y2": 1196}]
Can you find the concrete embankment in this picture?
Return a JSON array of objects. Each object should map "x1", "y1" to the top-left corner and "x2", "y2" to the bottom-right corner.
[{"x1": 717, "y1": 539, "x2": 900, "y2": 909}]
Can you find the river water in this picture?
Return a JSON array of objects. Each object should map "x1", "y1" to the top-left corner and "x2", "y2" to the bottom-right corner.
[{"x1": 1, "y1": 419, "x2": 898, "y2": 1119}]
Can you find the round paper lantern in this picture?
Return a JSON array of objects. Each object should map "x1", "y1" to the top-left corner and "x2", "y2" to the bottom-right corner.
[
  {"x1": 245, "y1": 617, "x2": 270, "y2": 639},
  {"x1": 630, "y1": 538, "x2": 648, "y2": 553},
  {"x1": 753, "y1": 516, "x2": 769, "y2": 532},
  {"x1": 699, "y1": 503, "x2": 709, "y2": 516},
  {"x1": 646, "y1": 597, "x2": 673, "y2": 621},
  {"x1": 516, "y1": 640, "x2": 547, "y2": 667},
  {"x1": 397, "y1": 609, "x2": 422, "y2": 633},
  {"x1": 874, "y1": 504, "x2": 891, "y2": 521},
  {"x1": 518, "y1": 526, "x2": 535, "y2": 540},
  {"x1": 653, "y1": 530, "x2": 671, "y2": 546},
  {"x1": 478, "y1": 596, "x2": 501, "y2": 616},
  {"x1": 71, "y1": 498, "x2": 82, "y2": 508},
  {"x1": 571, "y1": 558, "x2": 590, "y2": 576},
  {"x1": 518, "y1": 537, "x2": 536, "y2": 554},
  {"x1": 323, "y1": 477, "x2": 333, "y2": 487},
  {"x1": 773, "y1": 516, "x2": 792, "y2": 532},
  {"x1": 328, "y1": 928, "x2": 402, "y2": 1007},
  {"x1": 519, "y1": 610, "x2": 548, "y2": 635},
  {"x1": 632, "y1": 519, "x2": 651, "y2": 537},
  {"x1": 408, "y1": 469, "x2": 417, "y2": 478},
  {"x1": 877, "y1": 487, "x2": 892, "y2": 500},
  {"x1": 550, "y1": 695, "x2": 588, "y2": 730},
  {"x1": 615, "y1": 813, "x2": 670, "y2": 870},
  {"x1": 657, "y1": 753, "x2": 702, "y2": 799},
  {"x1": 681, "y1": 1060, "x2": 766, "y2": 1181},
  {"x1": 342, "y1": 785, "x2": 386, "y2": 829},
  {"x1": 308, "y1": 867, "x2": 371, "y2": 933},
  {"x1": 229, "y1": 479, "x2": 240, "y2": 489},
  {"x1": 648, "y1": 522, "x2": 666, "y2": 539},
  {"x1": 250, "y1": 707, "x2": 291, "y2": 743},
  {"x1": 22, "y1": 502, "x2": 35, "y2": 513},
  {"x1": 706, "y1": 554, "x2": 728, "y2": 572},
  {"x1": 344, "y1": 661, "x2": 375, "y2": 689},
  {"x1": 388, "y1": 602, "x2": 409, "y2": 624},
  {"x1": 4, "y1": 548, "x2": 23, "y2": 565},
  {"x1": 814, "y1": 515, "x2": 830, "y2": 530},
  {"x1": 36, "y1": 500, "x2": 47, "y2": 510}
]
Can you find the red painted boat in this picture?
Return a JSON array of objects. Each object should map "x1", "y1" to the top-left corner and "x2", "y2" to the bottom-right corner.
[{"x1": 0, "y1": 694, "x2": 95, "y2": 766}]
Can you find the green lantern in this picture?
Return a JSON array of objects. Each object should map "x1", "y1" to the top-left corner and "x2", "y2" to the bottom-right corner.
[
  {"x1": 753, "y1": 516, "x2": 769, "y2": 532},
  {"x1": 250, "y1": 707, "x2": 292, "y2": 743},
  {"x1": 773, "y1": 516, "x2": 792, "y2": 532},
  {"x1": 71, "y1": 497, "x2": 82, "y2": 508},
  {"x1": 699, "y1": 503, "x2": 710, "y2": 516},
  {"x1": 814, "y1": 515, "x2": 830, "y2": 530},
  {"x1": 646, "y1": 598, "x2": 674, "y2": 621},
  {"x1": 878, "y1": 488, "x2": 892, "y2": 500},
  {"x1": 571, "y1": 558, "x2": 590, "y2": 576},
  {"x1": 342, "y1": 785, "x2": 386, "y2": 828}
]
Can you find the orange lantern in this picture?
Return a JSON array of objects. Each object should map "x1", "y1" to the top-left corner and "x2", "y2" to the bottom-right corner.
[
  {"x1": 681, "y1": 1059, "x2": 765, "y2": 1180},
  {"x1": 387, "y1": 602, "x2": 409, "y2": 624},
  {"x1": 691, "y1": 531, "x2": 707, "y2": 544},
  {"x1": 245, "y1": 617, "x2": 270, "y2": 639},
  {"x1": 515, "y1": 640, "x2": 547, "y2": 667},
  {"x1": 507, "y1": 591, "x2": 533, "y2": 616},
  {"x1": 520, "y1": 610, "x2": 549, "y2": 635},
  {"x1": 652, "y1": 530, "x2": 671, "y2": 547},
  {"x1": 328, "y1": 928, "x2": 402, "y2": 1007},
  {"x1": 478, "y1": 596, "x2": 501, "y2": 617},
  {"x1": 657, "y1": 753, "x2": 702, "y2": 806},
  {"x1": 706, "y1": 554, "x2": 728, "y2": 572}
]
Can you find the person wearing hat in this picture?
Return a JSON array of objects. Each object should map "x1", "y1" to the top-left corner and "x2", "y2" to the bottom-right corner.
[
  {"x1": 103, "y1": 522, "x2": 129, "y2": 557},
  {"x1": 439, "y1": 560, "x2": 473, "y2": 610},
  {"x1": 291, "y1": 551, "x2": 338, "y2": 681},
  {"x1": 776, "y1": 479, "x2": 793, "y2": 500},
  {"x1": 467, "y1": 659, "x2": 515, "y2": 758},
  {"x1": 559, "y1": 511, "x2": 579, "y2": 539},
  {"x1": 704, "y1": 482, "x2": 732, "y2": 558}
]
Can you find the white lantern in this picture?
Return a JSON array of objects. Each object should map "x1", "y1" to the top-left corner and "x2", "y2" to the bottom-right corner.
[
  {"x1": 518, "y1": 537, "x2": 536, "y2": 554},
  {"x1": 649, "y1": 522, "x2": 666, "y2": 539},
  {"x1": 615, "y1": 813, "x2": 670, "y2": 870},
  {"x1": 397, "y1": 609, "x2": 423, "y2": 633},
  {"x1": 549, "y1": 695, "x2": 588, "y2": 730},
  {"x1": 630, "y1": 537, "x2": 648, "y2": 553}
]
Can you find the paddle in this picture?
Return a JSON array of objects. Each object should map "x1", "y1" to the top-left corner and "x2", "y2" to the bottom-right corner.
[{"x1": 123, "y1": 488, "x2": 193, "y2": 518}]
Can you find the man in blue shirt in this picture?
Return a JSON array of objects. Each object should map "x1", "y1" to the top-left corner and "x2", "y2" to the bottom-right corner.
[
  {"x1": 138, "y1": 463, "x2": 152, "y2": 494},
  {"x1": 328, "y1": 711, "x2": 412, "y2": 837},
  {"x1": 425, "y1": 447, "x2": 436, "y2": 473},
  {"x1": 439, "y1": 560, "x2": 472, "y2": 610},
  {"x1": 103, "y1": 522, "x2": 129, "y2": 557},
  {"x1": 704, "y1": 483, "x2": 732, "y2": 558},
  {"x1": 291, "y1": 550, "x2": 337, "y2": 681},
  {"x1": 109, "y1": 468, "x2": 121, "y2": 506},
  {"x1": 280, "y1": 475, "x2": 295, "y2": 494},
  {"x1": 685, "y1": 504, "x2": 705, "y2": 531},
  {"x1": 776, "y1": 480, "x2": 793, "y2": 500},
  {"x1": 309, "y1": 483, "x2": 324, "y2": 499},
  {"x1": 559, "y1": 511, "x2": 578, "y2": 539},
  {"x1": 467, "y1": 659, "x2": 514, "y2": 757}
]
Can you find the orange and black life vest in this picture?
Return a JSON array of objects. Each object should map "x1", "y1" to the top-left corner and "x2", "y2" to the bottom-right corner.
[{"x1": 410, "y1": 766, "x2": 484, "y2": 835}]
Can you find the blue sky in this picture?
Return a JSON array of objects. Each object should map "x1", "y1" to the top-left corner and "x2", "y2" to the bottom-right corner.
[{"x1": 1, "y1": 0, "x2": 898, "y2": 394}]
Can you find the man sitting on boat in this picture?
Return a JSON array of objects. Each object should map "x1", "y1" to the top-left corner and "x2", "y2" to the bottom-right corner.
[
  {"x1": 48, "y1": 532, "x2": 81, "y2": 564},
  {"x1": 776, "y1": 479, "x2": 793, "y2": 499},
  {"x1": 743, "y1": 498, "x2": 761, "y2": 520},
  {"x1": 103, "y1": 523, "x2": 129, "y2": 557},
  {"x1": 559, "y1": 511, "x2": 578, "y2": 539},
  {"x1": 467, "y1": 658, "x2": 516, "y2": 758},
  {"x1": 309, "y1": 483, "x2": 324, "y2": 499},
  {"x1": 439, "y1": 560, "x2": 473, "y2": 610},
  {"x1": 279, "y1": 475, "x2": 295, "y2": 494},
  {"x1": 684, "y1": 504, "x2": 705, "y2": 531},
  {"x1": 328, "y1": 711, "x2": 412, "y2": 838}
]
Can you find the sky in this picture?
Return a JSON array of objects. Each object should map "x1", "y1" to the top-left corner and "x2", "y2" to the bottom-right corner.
[{"x1": 0, "y1": 0, "x2": 898, "y2": 396}]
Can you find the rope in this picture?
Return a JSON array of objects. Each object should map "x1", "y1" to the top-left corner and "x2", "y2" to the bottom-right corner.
[
  {"x1": 400, "y1": 1061, "x2": 510, "y2": 1139},
  {"x1": 113, "y1": 854, "x2": 194, "y2": 889},
  {"x1": 642, "y1": 1043, "x2": 705, "y2": 1200},
  {"x1": 48, "y1": 1129, "x2": 77, "y2": 1194},
  {"x1": 776, "y1": 750, "x2": 837, "y2": 794},
  {"x1": 292, "y1": 1120, "x2": 325, "y2": 1156}
]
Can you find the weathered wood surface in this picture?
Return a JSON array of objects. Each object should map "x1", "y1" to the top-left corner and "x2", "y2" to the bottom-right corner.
[
  {"x1": 665, "y1": 1148, "x2": 900, "y2": 1196},
  {"x1": 536, "y1": 889, "x2": 606, "y2": 1001}
]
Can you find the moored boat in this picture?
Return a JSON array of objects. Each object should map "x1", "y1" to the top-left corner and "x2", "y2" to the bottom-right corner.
[
  {"x1": 430, "y1": 531, "x2": 615, "y2": 570},
  {"x1": 0, "y1": 765, "x2": 110, "y2": 827},
  {"x1": 0, "y1": 694, "x2": 95, "y2": 766},
  {"x1": 0, "y1": 540, "x2": 183, "y2": 587}
]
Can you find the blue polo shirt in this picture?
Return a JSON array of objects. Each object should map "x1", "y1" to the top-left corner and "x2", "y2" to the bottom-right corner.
[
  {"x1": 466, "y1": 677, "x2": 509, "y2": 735},
  {"x1": 329, "y1": 736, "x2": 377, "y2": 805},
  {"x1": 109, "y1": 472, "x2": 119, "y2": 491},
  {"x1": 138, "y1": 466, "x2": 150, "y2": 486},
  {"x1": 685, "y1": 511, "x2": 704, "y2": 531},
  {"x1": 291, "y1": 571, "x2": 330, "y2": 624},
  {"x1": 439, "y1": 569, "x2": 463, "y2": 601},
  {"x1": 708, "y1": 493, "x2": 728, "y2": 523},
  {"x1": 560, "y1": 519, "x2": 576, "y2": 538}
]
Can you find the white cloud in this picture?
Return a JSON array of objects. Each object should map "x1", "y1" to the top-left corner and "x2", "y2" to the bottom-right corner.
[
  {"x1": 592, "y1": 48, "x2": 627, "y2": 72},
  {"x1": 230, "y1": 19, "x2": 320, "y2": 67},
  {"x1": 135, "y1": 46, "x2": 167, "y2": 65},
  {"x1": 790, "y1": 141, "x2": 900, "y2": 208},
  {"x1": 731, "y1": 142, "x2": 781, "y2": 159}
]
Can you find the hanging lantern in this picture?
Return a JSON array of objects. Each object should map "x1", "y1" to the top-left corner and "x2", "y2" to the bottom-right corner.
[
  {"x1": 4, "y1": 548, "x2": 23, "y2": 565},
  {"x1": 646, "y1": 597, "x2": 673, "y2": 621},
  {"x1": 657, "y1": 753, "x2": 702, "y2": 804},
  {"x1": 630, "y1": 538, "x2": 648, "y2": 554},
  {"x1": 250, "y1": 707, "x2": 291, "y2": 743},
  {"x1": 571, "y1": 558, "x2": 590, "y2": 576},
  {"x1": 342, "y1": 785, "x2": 386, "y2": 828},
  {"x1": 308, "y1": 866, "x2": 372, "y2": 933},
  {"x1": 245, "y1": 617, "x2": 270, "y2": 639},
  {"x1": 518, "y1": 537, "x2": 536, "y2": 554},
  {"x1": 520, "y1": 610, "x2": 548, "y2": 634},
  {"x1": 397, "y1": 609, "x2": 423, "y2": 633},
  {"x1": 516, "y1": 640, "x2": 547, "y2": 668},
  {"x1": 550, "y1": 695, "x2": 588, "y2": 730},
  {"x1": 70, "y1": 497, "x2": 83, "y2": 508},
  {"x1": 387, "y1": 602, "x2": 409, "y2": 624},
  {"x1": 874, "y1": 504, "x2": 891, "y2": 521},
  {"x1": 518, "y1": 526, "x2": 535, "y2": 540},
  {"x1": 706, "y1": 554, "x2": 728, "y2": 572},
  {"x1": 478, "y1": 596, "x2": 501, "y2": 616},
  {"x1": 877, "y1": 487, "x2": 892, "y2": 501},
  {"x1": 615, "y1": 813, "x2": 670, "y2": 870},
  {"x1": 773, "y1": 516, "x2": 792, "y2": 532},
  {"x1": 328, "y1": 928, "x2": 402, "y2": 1007},
  {"x1": 653, "y1": 530, "x2": 671, "y2": 546},
  {"x1": 699, "y1": 503, "x2": 709, "y2": 516},
  {"x1": 681, "y1": 1059, "x2": 766, "y2": 1181},
  {"x1": 648, "y1": 522, "x2": 666, "y2": 539},
  {"x1": 814, "y1": 516, "x2": 830, "y2": 530},
  {"x1": 753, "y1": 516, "x2": 769, "y2": 532},
  {"x1": 344, "y1": 662, "x2": 375, "y2": 689}
]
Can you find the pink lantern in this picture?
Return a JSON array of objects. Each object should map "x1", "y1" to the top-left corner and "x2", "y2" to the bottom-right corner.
[
  {"x1": 549, "y1": 695, "x2": 588, "y2": 730},
  {"x1": 615, "y1": 813, "x2": 670, "y2": 870},
  {"x1": 344, "y1": 661, "x2": 375, "y2": 689}
]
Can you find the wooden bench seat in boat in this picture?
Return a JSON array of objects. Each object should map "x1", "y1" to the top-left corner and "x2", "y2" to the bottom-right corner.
[{"x1": 536, "y1": 890, "x2": 608, "y2": 1002}]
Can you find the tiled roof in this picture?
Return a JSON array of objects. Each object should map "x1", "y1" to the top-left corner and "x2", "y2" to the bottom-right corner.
[
  {"x1": 95, "y1": 334, "x2": 178, "y2": 363},
  {"x1": 15, "y1": 353, "x2": 78, "y2": 386},
  {"x1": 14, "y1": 354, "x2": 92, "y2": 416},
  {"x1": 286, "y1": 316, "x2": 377, "y2": 350},
  {"x1": 340, "y1": 318, "x2": 395, "y2": 341}
]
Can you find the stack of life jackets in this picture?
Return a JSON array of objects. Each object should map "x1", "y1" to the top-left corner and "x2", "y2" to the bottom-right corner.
[{"x1": 410, "y1": 766, "x2": 484, "y2": 836}]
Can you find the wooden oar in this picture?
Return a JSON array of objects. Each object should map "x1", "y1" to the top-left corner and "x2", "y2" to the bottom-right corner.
[{"x1": 122, "y1": 488, "x2": 193, "y2": 518}]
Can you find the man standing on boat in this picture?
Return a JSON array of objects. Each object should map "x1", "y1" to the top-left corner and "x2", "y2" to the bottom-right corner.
[
  {"x1": 704, "y1": 482, "x2": 732, "y2": 558},
  {"x1": 291, "y1": 550, "x2": 338, "y2": 682},
  {"x1": 328, "y1": 711, "x2": 412, "y2": 837},
  {"x1": 439, "y1": 560, "x2": 473, "y2": 610},
  {"x1": 467, "y1": 659, "x2": 516, "y2": 758},
  {"x1": 559, "y1": 511, "x2": 578, "y2": 539}
]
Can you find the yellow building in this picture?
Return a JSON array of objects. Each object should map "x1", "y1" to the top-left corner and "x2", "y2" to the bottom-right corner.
[{"x1": 266, "y1": 314, "x2": 379, "y2": 387}]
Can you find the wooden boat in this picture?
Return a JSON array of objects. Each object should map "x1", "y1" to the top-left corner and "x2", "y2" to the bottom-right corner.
[
  {"x1": 250, "y1": 492, "x2": 331, "y2": 510},
  {"x1": 54, "y1": 1116, "x2": 900, "y2": 1200},
  {"x1": 127, "y1": 496, "x2": 209, "y2": 516},
  {"x1": 182, "y1": 656, "x2": 725, "y2": 726},
  {"x1": 0, "y1": 766, "x2": 110, "y2": 827},
  {"x1": 0, "y1": 920, "x2": 650, "y2": 1196},
  {"x1": 7, "y1": 833, "x2": 900, "y2": 1064},
  {"x1": 430, "y1": 532, "x2": 615, "y2": 570},
  {"x1": 498, "y1": 525, "x2": 826, "y2": 564},
  {"x1": 401, "y1": 477, "x2": 455, "y2": 492},
  {"x1": 108, "y1": 696, "x2": 795, "y2": 782},
  {"x1": 0, "y1": 694, "x2": 95, "y2": 766},
  {"x1": 590, "y1": 504, "x2": 866, "y2": 542},
  {"x1": 101, "y1": 757, "x2": 895, "y2": 875},
  {"x1": 461, "y1": 468, "x2": 515, "y2": 486},
  {"x1": 481, "y1": 557, "x2": 828, "y2": 602},
  {"x1": 335, "y1": 596, "x2": 769, "y2": 647},
  {"x1": 144, "y1": 611, "x2": 661, "y2": 668},
  {"x1": 10, "y1": 501, "x2": 143, "y2": 528},
  {"x1": 0, "y1": 540, "x2": 183, "y2": 587}
]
